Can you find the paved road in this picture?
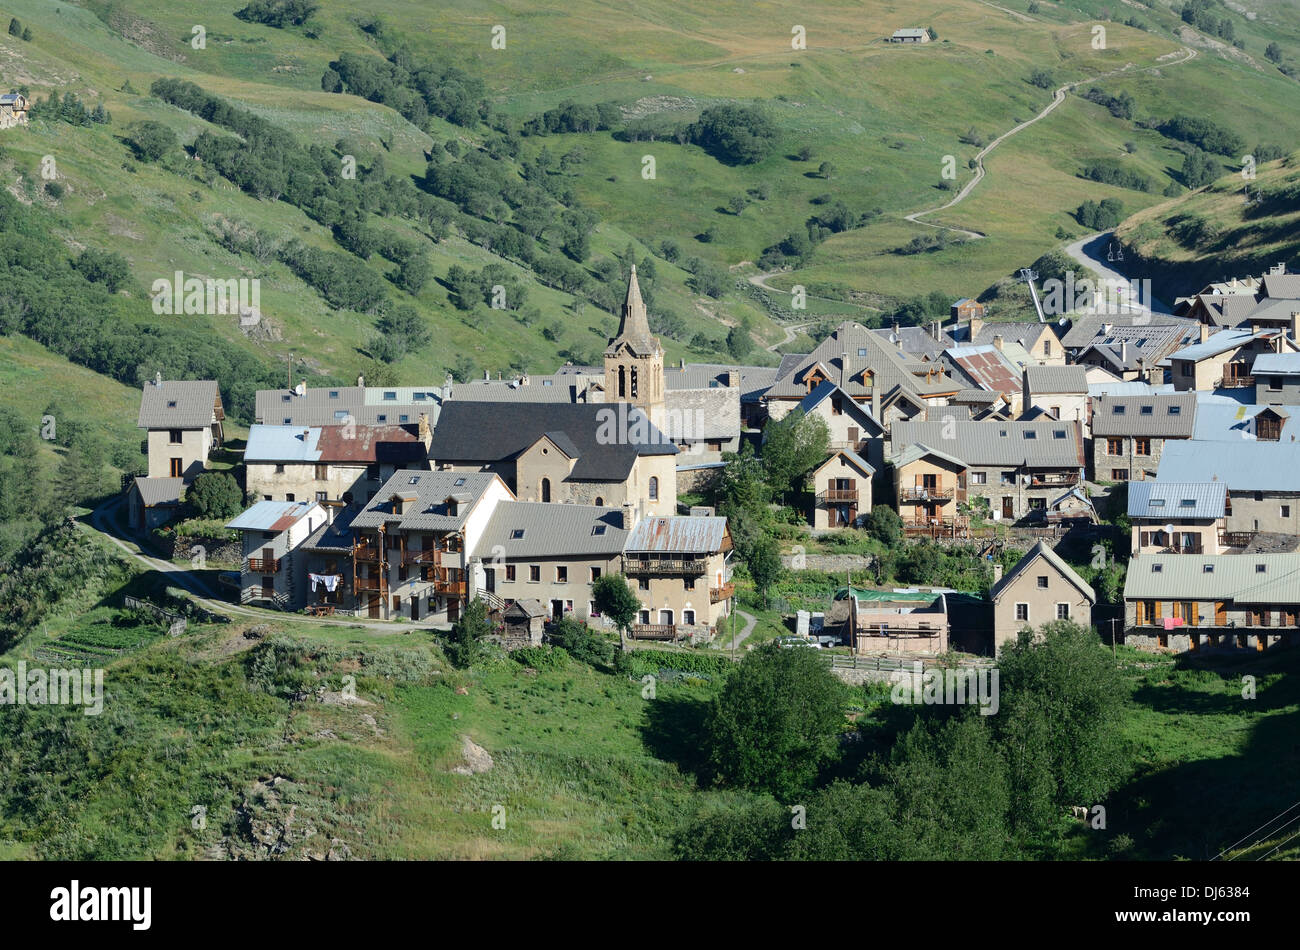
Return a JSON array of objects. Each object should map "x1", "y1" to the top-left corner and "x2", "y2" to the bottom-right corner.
[
  {"x1": 1064, "y1": 232, "x2": 1174, "y2": 315},
  {"x1": 766, "y1": 320, "x2": 811, "y2": 352},
  {"x1": 723, "y1": 609, "x2": 757, "y2": 650}
]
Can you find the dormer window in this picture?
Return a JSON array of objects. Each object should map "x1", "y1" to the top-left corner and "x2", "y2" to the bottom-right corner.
[
  {"x1": 511, "y1": 529, "x2": 525, "y2": 539},
  {"x1": 1256, "y1": 563, "x2": 1267, "y2": 573},
  {"x1": 1113, "y1": 405, "x2": 1126, "y2": 415},
  {"x1": 592, "y1": 525, "x2": 607, "y2": 535},
  {"x1": 384, "y1": 391, "x2": 397, "y2": 401},
  {"x1": 329, "y1": 390, "x2": 340, "y2": 399},
  {"x1": 408, "y1": 476, "x2": 420, "y2": 485},
  {"x1": 281, "y1": 395, "x2": 290, "y2": 402},
  {"x1": 167, "y1": 400, "x2": 178, "y2": 408},
  {"x1": 1168, "y1": 406, "x2": 1181, "y2": 415}
]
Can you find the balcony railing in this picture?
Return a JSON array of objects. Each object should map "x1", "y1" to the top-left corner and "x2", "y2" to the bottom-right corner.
[
  {"x1": 1027, "y1": 473, "x2": 1080, "y2": 487},
  {"x1": 818, "y1": 489, "x2": 860, "y2": 504},
  {"x1": 630, "y1": 623, "x2": 678, "y2": 640},
  {"x1": 354, "y1": 575, "x2": 383, "y2": 591},
  {"x1": 1217, "y1": 375, "x2": 1254, "y2": 389},
  {"x1": 904, "y1": 517, "x2": 970, "y2": 538},
  {"x1": 354, "y1": 543, "x2": 381, "y2": 562},
  {"x1": 901, "y1": 484, "x2": 953, "y2": 501},
  {"x1": 1159, "y1": 543, "x2": 1204, "y2": 554},
  {"x1": 403, "y1": 548, "x2": 440, "y2": 565},
  {"x1": 247, "y1": 556, "x2": 281, "y2": 573},
  {"x1": 623, "y1": 557, "x2": 708, "y2": 576},
  {"x1": 828, "y1": 440, "x2": 866, "y2": 452},
  {"x1": 710, "y1": 583, "x2": 735, "y2": 603},
  {"x1": 1220, "y1": 531, "x2": 1254, "y2": 548},
  {"x1": 433, "y1": 578, "x2": 467, "y2": 597}
]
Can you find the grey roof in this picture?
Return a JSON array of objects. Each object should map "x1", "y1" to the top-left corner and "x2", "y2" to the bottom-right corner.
[
  {"x1": 1059, "y1": 314, "x2": 1199, "y2": 349},
  {"x1": 1192, "y1": 294, "x2": 1259, "y2": 328},
  {"x1": 813, "y1": 449, "x2": 876, "y2": 477},
  {"x1": 1157, "y1": 439, "x2": 1300, "y2": 491},
  {"x1": 625, "y1": 515, "x2": 729, "y2": 554},
  {"x1": 1087, "y1": 380, "x2": 1175, "y2": 397},
  {"x1": 505, "y1": 599, "x2": 547, "y2": 619},
  {"x1": 1168, "y1": 328, "x2": 1259, "y2": 362},
  {"x1": 1240, "y1": 297, "x2": 1300, "y2": 328},
  {"x1": 1252, "y1": 352, "x2": 1300, "y2": 376},
  {"x1": 1090, "y1": 393, "x2": 1198, "y2": 437},
  {"x1": 1025, "y1": 364, "x2": 1088, "y2": 395},
  {"x1": 1126, "y1": 480, "x2": 1226, "y2": 520},
  {"x1": 133, "y1": 476, "x2": 185, "y2": 507},
  {"x1": 429, "y1": 401, "x2": 676, "y2": 480},
  {"x1": 872, "y1": 325, "x2": 954, "y2": 360},
  {"x1": 767, "y1": 321, "x2": 959, "y2": 402},
  {"x1": 473, "y1": 501, "x2": 627, "y2": 559},
  {"x1": 953, "y1": 388, "x2": 1001, "y2": 404},
  {"x1": 889, "y1": 419, "x2": 1083, "y2": 468},
  {"x1": 137, "y1": 380, "x2": 221, "y2": 429},
  {"x1": 350, "y1": 470, "x2": 502, "y2": 532},
  {"x1": 797, "y1": 381, "x2": 884, "y2": 434},
  {"x1": 303, "y1": 507, "x2": 358, "y2": 552},
  {"x1": 1125, "y1": 553, "x2": 1300, "y2": 602},
  {"x1": 991, "y1": 540, "x2": 1095, "y2": 604},
  {"x1": 226, "y1": 500, "x2": 321, "y2": 532},
  {"x1": 1260, "y1": 275, "x2": 1300, "y2": 299},
  {"x1": 1192, "y1": 397, "x2": 1300, "y2": 442},
  {"x1": 454, "y1": 378, "x2": 586, "y2": 404},
  {"x1": 665, "y1": 386, "x2": 739, "y2": 440},
  {"x1": 891, "y1": 442, "x2": 966, "y2": 470},
  {"x1": 255, "y1": 385, "x2": 443, "y2": 427},
  {"x1": 663, "y1": 363, "x2": 779, "y2": 402},
  {"x1": 969, "y1": 321, "x2": 1053, "y2": 349}
]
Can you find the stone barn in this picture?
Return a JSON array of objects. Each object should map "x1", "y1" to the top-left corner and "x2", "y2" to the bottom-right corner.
[{"x1": 503, "y1": 599, "x2": 546, "y2": 649}]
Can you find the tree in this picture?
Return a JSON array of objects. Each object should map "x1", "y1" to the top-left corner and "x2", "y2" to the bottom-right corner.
[
  {"x1": 446, "y1": 597, "x2": 491, "y2": 668},
  {"x1": 728, "y1": 195, "x2": 748, "y2": 215},
  {"x1": 187, "y1": 471, "x2": 243, "y2": 520},
  {"x1": 726, "y1": 325, "x2": 751, "y2": 359},
  {"x1": 73, "y1": 249, "x2": 131, "y2": 293},
  {"x1": 128, "y1": 121, "x2": 178, "y2": 162},
  {"x1": 746, "y1": 534, "x2": 783, "y2": 605},
  {"x1": 865, "y1": 506, "x2": 903, "y2": 547},
  {"x1": 926, "y1": 26, "x2": 938, "y2": 41},
  {"x1": 687, "y1": 103, "x2": 778, "y2": 165},
  {"x1": 7, "y1": 18, "x2": 20, "y2": 37},
  {"x1": 1181, "y1": 148, "x2": 1218, "y2": 189},
  {"x1": 818, "y1": 161, "x2": 836, "y2": 180},
  {"x1": 796, "y1": 145, "x2": 814, "y2": 162},
  {"x1": 548, "y1": 616, "x2": 614, "y2": 668},
  {"x1": 1266, "y1": 42, "x2": 1283, "y2": 65},
  {"x1": 760, "y1": 408, "x2": 829, "y2": 498},
  {"x1": 706, "y1": 641, "x2": 847, "y2": 799},
  {"x1": 1028, "y1": 68, "x2": 1055, "y2": 89},
  {"x1": 592, "y1": 573, "x2": 640, "y2": 651}
]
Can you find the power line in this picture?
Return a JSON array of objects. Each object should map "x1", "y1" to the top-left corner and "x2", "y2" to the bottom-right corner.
[{"x1": 1212, "y1": 799, "x2": 1300, "y2": 860}]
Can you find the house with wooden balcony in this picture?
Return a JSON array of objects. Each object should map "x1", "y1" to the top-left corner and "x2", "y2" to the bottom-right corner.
[
  {"x1": 889, "y1": 419, "x2": 1084, "y2": 524},
  {"x1": 809, "y1": 449, "x2": 875, "y2": 529},
  {"x1": 348, "y1": 469, "x2": 513, "y2": 622},
  {"x1": 226, "y1": 500, "x2": 330, "y2": 610},
  {"x1": 1128, "y1": 481, "x2": 1226, "y2": 557},
  {"x1": 136, "y1": 375, "x2": 224, "y2": 483},
  {"x1": 1167, "y1": 327, "x2": 1296, "y2": 393},
  {"x1": 1157, "y1": 439, "x2": 1300, "y2": 547},
  {"x1": 1089, "y1": 392, "x2": 1197, "y2": 483},
  {"x1": 890, "y1": 442, "x2": 967, "y2": 534},
  {"x1": 468, "y1": 500, "x2": 631, "y2": 625},
  {"x1": 790, "y1": 380, "x2": 886, "y2": 476},
  {"x1": 1124, "y1": 553, "x2": 1300, "y2": 653},
  {"x1": 623, "y1": 515, "x2": 733, "y2": 643}
]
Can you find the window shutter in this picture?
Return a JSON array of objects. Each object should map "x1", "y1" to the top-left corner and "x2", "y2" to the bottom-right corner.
[
  {"x1": 1192, "y1": 602, "x2": 1200, "y2": 626},
  {"x1": 1154, "y1": 600, "x2": 1162, "y2": 620},
  {"x1": 1135, "y1": 600, "x2": 1145, "y2": 626}
]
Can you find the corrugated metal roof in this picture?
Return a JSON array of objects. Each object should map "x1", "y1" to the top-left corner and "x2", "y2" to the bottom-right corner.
[
  {"x1": 138, "y1": 379, "x2": 220, "y2": 429},
  {"x1": 1157, "y1": 439, "x2": 1300, "y2": 491},
  {"x1": 1169, "y1": 328, "x2": 1258, "y2": 362},
  {"x1": 1252, "y1": 352, "x2": 1300, "y2": 375},
  {"x1": 1127, "y1": 481, "x2": 1226, "y2": 520},
  {"x1": 625, "y1": 516, "x2": 729, "y2": 554},
  {"x1": 1025, "y1": 364, "x2": 1088, "y2": 394},
  {"x1": 1192, "y1": 398, "x2": 1300, "y2": 442},
  {"x1": 226, "y1": 500, "x2": 321, "y2": 533},
  {"x1": 1090, "y1": 393, "x2": 1197, "y2": 437},
  {"x1": 1125, "y1": 553, "x2": 1300, "y2": 602},
  {"x1": 943, "y1": 345, "x2": 1022, "y2": 398},
  {"x1": 889, "y1": 419, "x2": 1082, "y2": 468},
  {"x1": 255, "y1": 385, "x2": 442, "y2": 427},
  {"x1": 892, "y1": 442, "x2": 966, "y2": 470},
  {"x1": 351, "y1": 470, "x2": 502, "y2": 532},
  {"x1": 133, "y1": 477, "x2": 185, "y2": 507},
  {"x1": 245, "y1": 425, "x2": 322, "y2": 462},
  {"x1": 473, "y1": 501, "x2": 627, "y2": 559}
]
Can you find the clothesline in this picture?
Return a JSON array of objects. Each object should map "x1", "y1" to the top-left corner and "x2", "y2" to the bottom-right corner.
[{"x1": 308, "y1": 573, "x2": 342, "y2": 592}]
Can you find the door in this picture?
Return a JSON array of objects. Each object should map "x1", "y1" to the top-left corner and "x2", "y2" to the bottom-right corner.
[
  {"x1": 551, "y1": 599, "x2": 563, "y2": 621},
  {"x1": 846, "y1": 426, "x2": 859, "y2": 448},
  {"x1": 485, "y1": 568, "x2": 496, "y2": 593},
  {"x1": 367, "y1": 595, "x2": 380, "y2": 619},
  {"x1": 261, "y1": 576, "x2": 273, "y2": 599},
  {"x1": 262, "y1": 546, "x2": 275, "y2": 569},
  {"x1": 1002, "y1": 497, "x2": 1014, "y2": 519}
]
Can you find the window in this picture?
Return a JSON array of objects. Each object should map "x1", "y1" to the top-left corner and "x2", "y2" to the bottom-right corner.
[
  {"x1": 595, "y1": 496, "x2": 604, "y2": 506},
  {"x1": 1106, "y1": 438, "x2": 1124, "y2": 455},
  {"x1": 1112, "y1": 405, "x2": 1126, "y2": 415},
  {"x1": 592, "y1": 525, "x2": 607, "y2": 536},
  {"x1": 1270, "y1": 377, "x2": 1283, "y2": 392},
  {"x1": 1015, "y1": 603, "x2": 1029, "y2": 622},
  {"x1": 167, "y1": 400, "x2": 178, "y2": 408},
  {"x1": 1140, "y1": 405, "x2": 1153, "y2": 416},
  {"x1": 454, "y1": 477, "x2": 466, "y2": 487},
  {"x1": 857, "y1": 348, "x2": 867, "y2": 357},
  {"x1": 529, "y1": 565, "x2": 541, "y2": 582},
  {"x1": 1168, "y1": 405, "x2": 1181, "y2": 415},
  {"x1": 414, "y1": 392, "x2": 427, "y2": 400},
  {"x1": 1256, "y1": 563, "x2": 1267, "y2": 573},
  {"x1": 1056, "y1": 603, "x2": 1070, "y2": 620},
  {"x1": 168, "y1": 429, "x2": 183, "y2": 444},
  {"x1": 1203, "y1": 564, "x2": 1214, "y2": 573},
  {"x1": 407, "y1": 476, "x2": 420, "y2": 485},
  {"x1": 1053, "y1": 429, "x2": 1066, "y2": 439},
  {"x1": 639, "y1": 609, "x2": 650, "y2": 624},
  {"x1": 1112, "y1": 469, "x2": 1128, "y2": 481},
  {"x1": 1037, "y1": 575, "x2": 1049, "y2": 589},
  {"x1": 1029, "y1": 497, "x2": 1046, "y2": 510},
  {"x1": 971, "y1": 472, "x2": 987, "y2": 484},
  {"x1": 638, "y1": 577, "x2": 650, "y2": 591},
  {"x1": 648, "y1": 476, "x2": 659, "y2": 500},
  {"x1": 1180, "y1": 363, "x2": 1192, "y2": 378},
  {"x1": 1043, "y1": 339, "x2": 1052, "y2": 357},
  {"x1": 1179, "y1": 498, "x2": 1195, "y2": 508},
  {"x1": 329, "y1": 390, "x2": 339, "y2": 399},
  {"x1": 1151, "y1": 563, "x2": 1163, "y2": 573},
  {"x1": 283, "y1": 418, "x2": 292, "y2": 425},
  {"x1": 590, "y1": 567, "x2": 601, "y2": 582},
  {"x1": 274, "y1": 463, "x2": 286, "y2": 474},
  {"x1": 1284, "y1": 505, "x2": 1292, "y2": 518},
  {"x1": 1148, "y1": 499, "x2": 1165, "y2": 508},
  {"x1": 285, "y1": 493, "x2": 295, "y2": 501},
  {"x1": 1134, "y1": 438, "x2": 1151, "y2": 456},
  {"x1": 170, "y1": 457, "x2": 183, "y2": 477},
  {"x1": 510, "y1": 529, "x2": 525, "y2": 540},
  {"x1": 505, "y1": 565, "x2": 516, "y2": 582},
  {"x1": 556, "y1": 566, "x2": 568, "y2": 583},
  {"x1": 376, "y1": 414, "x2": 387, "y2": 423},
  {"x1": 315, "y1": 464, "x2": 329, "y2": 480},
  {"x1": 399, "y1": 414, "x2": 410, "y2": 423},
  {"x1": 1023, "y1": 430, "x2": 1037, "y2": 440},
  {"x1": 383, "y1": 391, "x2": 397, "y2": 401}
]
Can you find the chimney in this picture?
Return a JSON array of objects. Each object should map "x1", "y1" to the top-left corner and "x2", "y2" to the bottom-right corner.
[
  {"x1": 418, "y1": 412, "x2": 432, "y2": 448},
  {"x1": 1200, "y1": 322, "x2": 1210, "y2": 343},
  {"x1": 871, "y1": 378, "x2": 881, "y2": 420},
  {"x1": 154, "y1": 371, "x2": 162, "y2": 387},
  {"x1": 1120, "y1": 340, "x2": 1129, "y2": 365},
  {"x1": 483, "y1": 370, "x2": 490, "y2": 381},
  {"x1": 893, "y1": 320, "x2": 899, "y2": 335},
  {"x1": 726, "y1": 370, "x2": 739, "y2": 388},
  {"x1": 992, "y1": 562, "x2": 1003, "y2": 584},
  {"x1": 621, "y1": 503, "x2": 636, "y2": 530},
  {"x1": 443, "y1": 372, "x2": 453, "y2": 401},
  {"x1": 931, "y1": 321, "x2": 940, "y2": 342},
  {"x1": 840, "y1": 351, "x2": 850, "y2": 388},
  {"x1": 969, "y1": 312, "x2": 983, "y2": 341},
  {"x1": 680, "y1": 358, "x2": 686, "y2": 371},
  {"x1": 357, "y1": 374, "x2": 364, "y2": 387},
  {"x1": 992, "y1": 334, "x2": 1003, "y2": 352}
]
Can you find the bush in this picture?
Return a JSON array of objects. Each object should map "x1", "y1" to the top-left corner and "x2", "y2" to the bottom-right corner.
[
  {"x1": 128, "y1": 121, "x2": 178, "y2": 162},
  {"x1": 687, "y1": 104, "x2": 778, "y2": 165},
  {"x1": 186, "y1": 471, "x2": 243, "y2": 520}
]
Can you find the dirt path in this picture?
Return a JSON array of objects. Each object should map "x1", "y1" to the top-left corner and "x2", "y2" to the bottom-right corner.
[
  {"x1": 766, "y1": 320, "x2": 811, "y2": 351},
  {"x1": 723, "y1": 609, "x2": 757, "y2": 650}
]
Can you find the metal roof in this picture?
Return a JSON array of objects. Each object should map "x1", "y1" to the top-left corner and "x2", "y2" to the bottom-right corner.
[
  {"x1": 768, "y1": 321, "x2": 959, "y2": 402},
  {"x1": 625, "y1": 516, "x2": 729, "y2": 554},
  {"x1": 663, "y1": 362, "x2": 779, "y2": 402},
  {"x1": 350, "y1": 470, "x2": 503, "y2": 532},
  {"x1": 1252, "y1": 352, "x2": 1300, "y2": 376},
  {"x1": 138, "y1": 379, "x2": 221, "y2": 429},
  {"x1": 1192, "y1": 398, "x2": 1300, "y2": 442},
  {"x1": 990, "y1": 540, "x2": 1095, "y2": 604},
  {"x1": 1125, "y1": 553, "x2": 1300, "y2": 603},
  {"x1": 1090, "y1": 393, "x2": 1197, "y2": 437},
  {"x1": 943, "y1": 345, "x2": 1022, "y2": 399},
  {"x1": 1126, "y1": 480, "x2": 1226, "y2": 520},
  {"x1": 245, "y1": 423, "x2": 426, "y2": 464},
  {"x1": 133, "y1": 477, "x2": 185, "y2": 507},
  {"x1": 891, "y1": 442, "x2": 966, "y2": 471},
  {"x1": 1059, "y1": 313, "x2": 1198, "y2": 349},
  {"x1": 473, "y1": 501, "x2": 628, "y2": 559},
  {"x1": 813, "y1": 448, "x2": 876, "y2": 477},
  {"x1": 1024, "y1": 364, "x2": 1088, "y2": 395},
  {"x1": 1168, "y1": 328, "x2": 1258, "y2": 362},
  {"x1": 255, "y1": 385, "x2": 442, "y2": 427},
  {"x1": 226, "y1": 500, "x2": 321, "y2": 533},
  {"x1": 889, "y1": 419, "x2": 1083, "y2": 468},
  {"x1": 797, "y1": 381, "x2": 885, "y2": 434},
  {"x1": 1157, "y1": 439, "x2": 1300, "y2": 491}
]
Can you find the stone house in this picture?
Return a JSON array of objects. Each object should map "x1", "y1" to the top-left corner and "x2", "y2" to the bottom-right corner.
[
  {"x1": 1157, "y1": 440, "x2": 1300, "y2": 546},
  {"x1": 1168, "y1": 328, "x2": 1296, "y2": 392},
  {"x1": 624, "y1": 516, "x2": 733, "y2": 643},
  {"x1": 1090, "y1": 392, "x2": 1197, "y2": 482},
  {"x1": 502, "y1": 599, "x2": 547, "y2": 649},
  {"x1": 890, "y1": 442, "x2": 967, "y2": 529},
  {"x1": 1023, "y1": 365, "x2": 1090, "y2": 435},
  {"x1": 831, "y1": 587, "x2": 950, "y2": 655},
  {"x1": 989, "y1": 540, "x2": 1096, "y2": 652},
  {"x1": 809, "y1": 450, "x2": 875, "y2": 529},
  {"x1": 1252, "y1": 352, "x2": 1300, "y2": 406},
  {"x1": 136, "y1": 376, "x2": 224, "y2": 481},
  {"x1": 1124, "y1": 553, "x2": 1300, "y2": 653},
  {"x1": 1127, "y1": 481, "x2": 1226, "y2": 556},
  {"x1": 890, "y1": 28, "x2": 931, "y2": 42},
  {"x1": 227, "y1": 500, "x2": 331, "y2": 610}
]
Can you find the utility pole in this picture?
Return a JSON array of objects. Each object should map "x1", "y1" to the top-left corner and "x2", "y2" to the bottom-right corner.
[{"x1": 1109, "y1": 617, "x2": 1119, "y2": 664}]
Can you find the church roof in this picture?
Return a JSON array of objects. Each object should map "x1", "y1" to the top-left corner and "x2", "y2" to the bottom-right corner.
[{"x1": 605, "y1": 266, "x2": 662, "y2": 358}]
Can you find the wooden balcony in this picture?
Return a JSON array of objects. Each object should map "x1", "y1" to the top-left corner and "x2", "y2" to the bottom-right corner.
[
  {"x1": 432, "y1": 578, "x2": 467, "y2": 597},
  {"x1": 901, "y1": 484, "x2": 954, "y2": 501},
  {"x1": 247, "y1": 556, "x2": 281, "y2": 573},
  {"x1": 903, "y1": 517, "x2": 970, "y2": 539},
  {"x1": 1220, "y1": 531, "x2": 1254, "y2": 548},
  {"x1": 1217, "y1": 374, "x2": 1254, "y2": 389},
  {"x1": 403, "y1": 548, "x2": 440, "y2": 565},
  {"x1": 828, "y1": 440, "x2": 866, "y2": 453},
  {"x1": 818, "y1": 488, "x2": 860, "y2": 505},
  {"x1": 630, "y1": 623, "x2": 678, "y2": 640},
  {"x1": 354, "y1": 575, "x2": 383, "y2": 591},
  {"x1": 623, "y1": 557, "x2": 708, "y2": 576},
  {"x1": 710, "y1": 582, "x2": 735, "y2": 603},
  {"x1": 1027, "y1": 473, "x2": 1080, "y2": 487},
  {"x1": 354, "y1": 543, "x2": 381, "y2": 562},
  {"x1": 1159, "y1": 543, "x2": 1204, "y2": 555}
]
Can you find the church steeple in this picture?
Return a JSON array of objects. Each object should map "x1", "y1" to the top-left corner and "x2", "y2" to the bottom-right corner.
[
  {"x1": 606, "y1": 265, "x2": 662, "y2": 358},
  {"x1": 604, "y1": 266, "x2": 665, "y2": 416}
]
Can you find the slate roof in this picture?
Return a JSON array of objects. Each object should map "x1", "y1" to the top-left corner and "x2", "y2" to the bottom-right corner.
[
  {"x1": 797, "y1": 381, "x2": 885, "y2": 434},
  {"x1": 663, "y1": 363, "x2": 780, "y2": 402},
  {"x1": 1090, "y1": 393, "x2": 1197, "y2": 437},
  {"x1": 1059, "y1": 313, "x2": 1199, "y2": 349},
  {"x1": 133, "y1": 476, "x2": 185, "y2": 507},
  {"x1": 1239, "y1": 297, "x2": 1300, "y2": 327},
  {"x1": 1127, "y1": 481, "x2": 1226, "y2": 520},
  {"x1": 1025, "y1": 364, "x2": 1088, "y2": 395},
  {"x1": 138, "y1": 380, "x2": 221, "y2": 429},
  {"x1": 891, "y1": 442, "x2": 966, "y2": 470},
  {"x1": 350, "y1": 470, "x2": 503, "y2": 532},
  {"x1": 473, "y1": 501, "x2": 628, "y2": 559},
  {"x1": 625, "y1": 516, "x2": 729, "y2": 554},
  {"x1": 256, "y1": 385, "x2": 442, "y2": 427},
  {"x1": 227, "y1": 500, "x2": 321, "y2": 533},
  {"x1": 990, "y1": 540, "x2": 1095, "y2": 604},
  {"x1": 889, "y1": 420, "x2": 1083, "y2": 468},
  {"x1": 454, "y1": 379, "x2": 586, "y2": 403},
  {"x1": 1191, "y1": 294, "x2": 1259, "y2": 328},
  {"x1": 1260, "y1": 275, "x2": 1300, "y2": 299},
  {"x1": 1125, "y1": 553, "x2": 1300, "y2": 602},
  {"x1": 1157, "y1": 439, "x2": 1300, "y2": 491},
  {"x1": 872, "y1": 325, "x2": 954, "y2": 360},
  {"x1": 969, "y1": 321, "x2": 1052, "y2": 349},
  {"x1": 430, "y1": 401, "x2": 676, "y2": 480},
  {"x1": 303, "y1": 507, "x2": 359, "y2": 552},
  {"x1": 767, "y1": 321, "x2": 959, "y2": 402},
  {"x1": 664, "y1": 387, "x2": 739, "y2": 441}
]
